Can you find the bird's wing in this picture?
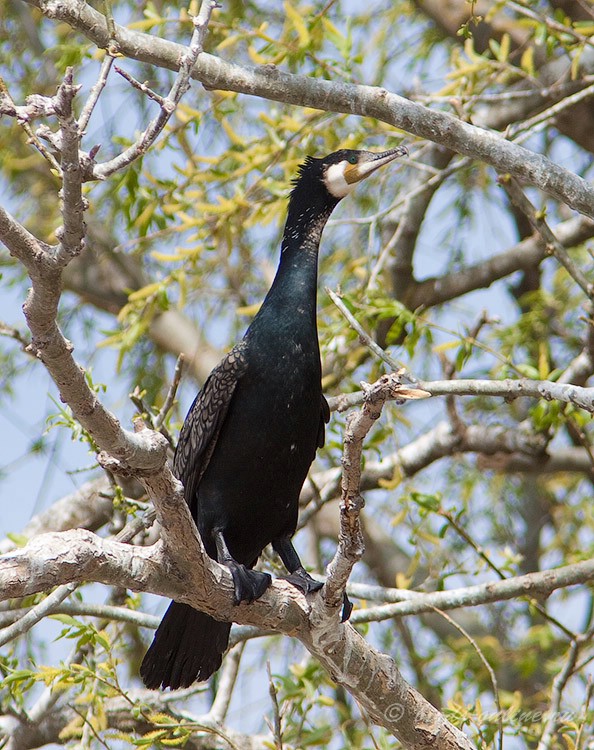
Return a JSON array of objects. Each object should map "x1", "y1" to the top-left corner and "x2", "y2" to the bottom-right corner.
[
  {"x1": 317, "y1": 394, "x2": 330, "y2": 448},
  {"x1": 172, "y1": 341, "x2": 249, "y2": 505}
]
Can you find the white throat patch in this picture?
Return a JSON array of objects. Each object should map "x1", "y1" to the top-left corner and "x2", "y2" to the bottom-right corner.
[{"x1": 324, "y1": 162, "x2": 356, "y2": 199}]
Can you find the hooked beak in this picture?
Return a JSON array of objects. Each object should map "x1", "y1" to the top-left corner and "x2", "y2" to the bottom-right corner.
[{"x1": 345, "y1": 146, "x2": 408, "y2": 184}]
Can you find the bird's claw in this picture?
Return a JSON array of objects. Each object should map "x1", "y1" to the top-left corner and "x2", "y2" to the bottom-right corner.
[
  {"x1": 283, "y1": 567, "x2": 324, "y2": 595},
  {"x1": 229, "y1": 564, "x2": 271, "y2": 605},
  {"x1": 341, "y1": 593, "x2": 353, "y2": 622},
  {"x1": 284, "y1": 569, "x2": 352, "y2": 621}
]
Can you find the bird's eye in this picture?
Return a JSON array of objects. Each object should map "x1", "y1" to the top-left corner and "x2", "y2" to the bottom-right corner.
[{"x1": 348, "y1": 154, "x2": 358, "y2": 164}]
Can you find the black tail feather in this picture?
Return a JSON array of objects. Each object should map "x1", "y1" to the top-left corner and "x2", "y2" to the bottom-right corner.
[{"x1": 140, "y1": 601, "x2": 231, "y2": 689}]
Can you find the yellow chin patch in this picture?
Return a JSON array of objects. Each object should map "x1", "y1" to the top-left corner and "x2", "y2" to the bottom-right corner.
[{"x1": 344, "y1": 163, "x2": 362, "y2": 184}]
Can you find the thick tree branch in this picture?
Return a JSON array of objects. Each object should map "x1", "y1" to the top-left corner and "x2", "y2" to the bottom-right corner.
[
  {"x1": 299, "y1": 623, "x2": 475, "y2": 750},
  {"x1": 301, "y1": 419, "x2": 549, "y2": 514},
  {"x1": 23, "y1": 0, "x2": 594, "y2": 217}
]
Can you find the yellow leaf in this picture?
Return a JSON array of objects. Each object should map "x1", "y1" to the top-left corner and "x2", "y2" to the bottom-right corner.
[
  {"x1": 571, "y1": 45, "x2": 584, "y2": 80},
  {"x1": 499, "y1": 32, "x2": 510, "y2": 62},
  {"x1": 248, "y1": 44, "x2": 269, "y2": 64},
  {"x1": 281, "y1": 115, "x2": 304, "y2": 132},
  {"x1": 379, "y1": 466, "x2": 403, "y2": 490},
  {"x1": 177, "y1": 103, "x2": 203, "y2": 119},
  {"x1": 395, "y1": 572, "x2": 412, "y2": 589},
  {"x1": 520, "y1": 46, "x2": 535, "y2": 76},
  {"x1": 447, "y1": 62, "x2": 488, "y2": 80},
  {"x1": 433, "y1": 340, "x2": 460, "y2": 353},
  {"x1": 574, "y1": 22, "x2": 594, "y2": 35},
  {"x1": 437, "y1": 81, "x2": 462, "y2": 97},
  {"x1": 416, "y1": 529, "x2": 441, "y2": 545},
  {"x1": 151, "y1": 251, "x2": 187, "y2": 262},
  {"x1": 128, "y1": 19, "x2": 164, "y2": 31},
  {"x1": 236, "y1": 302, "x2": 262, "y2": 316},
  {"x1": 217, "y1": 34, "x2": 241, "y2": 51},
  {"x1": 390, "y1": 508, "x2": 407, "y2": 527},
  {"x1": 284, "y1": 0, "x2": 310, "y2": 47},
  {"x1": 221, "y1": 118, "x2": 244, "y2": 147},
  {"x1": 194, "y1": 196, "x2": 237, "y2": 214},
  {"x1": 133, "y1": 203, "x2": 155, "y2": 229},
  {"x1": 128, "y1": 282, "x2": 163, "y2": 302},
  {"x1": 162, "y1": 203, "x2": 181, "y2": 216},
  {"x1": 176, "y1": 211, "x2": 200, "y2": 227},
  {"x1": 538, "y1": 342, "x2": 549, "y2": 379},
  {"x1": 59, "y1": 715, "x2": 84, "y2": 740},
  {"x1": 193, "y1": 155, "x2": 219, "y2": 165},
  {"x1": 148, "y1": 712, "x2": 175, "y2": 724},
  {"x1": 259, "y1": 112, "x2": 278, "y2": 127},
  {"x1": 321, "y1": 17, "x2": 343, "y2": 39}
]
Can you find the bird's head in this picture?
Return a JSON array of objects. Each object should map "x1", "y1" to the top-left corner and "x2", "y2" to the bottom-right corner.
[{"x1": 293, "y1": 146, "x2": 407, "y2": 202}]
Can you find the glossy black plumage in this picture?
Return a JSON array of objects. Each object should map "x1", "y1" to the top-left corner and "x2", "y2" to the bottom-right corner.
[{"x1": 140, "y1": 146, "x2": 406, "y2": 690}]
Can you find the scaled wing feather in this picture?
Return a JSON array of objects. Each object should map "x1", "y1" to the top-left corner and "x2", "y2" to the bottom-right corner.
[{"x1": 172, "y1": 341, "x2": 248, "y2": 504}]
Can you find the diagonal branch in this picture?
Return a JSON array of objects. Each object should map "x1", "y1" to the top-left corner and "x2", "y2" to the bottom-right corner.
[
  {"x1": 406, "y1": 214, "x2": 594, "y2": 309},
  {"x1": 501, "y1": 175, "x2": 594, "y2": 298}
]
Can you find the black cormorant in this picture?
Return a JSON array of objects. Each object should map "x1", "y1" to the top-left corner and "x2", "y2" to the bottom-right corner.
[{"x1": 141, "y1": 146, "x2": 407, "y2": 689}]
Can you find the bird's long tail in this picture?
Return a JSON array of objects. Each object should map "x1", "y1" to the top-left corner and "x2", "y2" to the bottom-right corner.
[{"x1": 140, "y1": 601, "x2": 231, "y2": 689}]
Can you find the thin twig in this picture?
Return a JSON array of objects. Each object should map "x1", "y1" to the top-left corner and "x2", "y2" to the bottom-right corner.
[
  {"x1": 94, "y1": 0, "x2": 220, "y2": 179},
  {"x1": 0, "y1": 76, "x2": 62, "y2": 174},
  {"x1": 574, "y1": 677, "x2": 593, "y2": 750},
  {"x1": 208, "y1": 643, "x2": 245, "y2": 724},
  {"x1": 266, "y1": 662, "x2": 284, "y2": 750},
  {"x1": 0, "y1": 507, "x2": 155, "y2": 646},
  {"x1": 114, "y1": 65, "x2": 167, "y2": 106},
  {"x1": 432, "y1": 607, "x2": 503, "y2": 750},
  {"x1": 102, "y1": 0, "x2": 118, "y2": 50},
  {"x1": 367, "y1": 157, "x2": 467, "y2": 291},
  {"x1": 0, "y1": 602, "x2": 159, "y2": 630},
  {"x1": 326, "y1": 287, "x2": 409, "y2": 376},
  {"x1": 507, "y1": 0, "x2": 594, "y2": 50},
  {"x1": 0, "y1": 321, "x2": 30, "y2": 349},
  {"x1": 156, "y1": 353, "x2": 184, "y2": 430},
  {"x1": 0, "y1": 582, "x2": 79, "y2": 648},
  {"x1": 536, "y1": 639, "x2": 580, "y2": 750},
  {"x1": 509, "y1": 81, "x2": 594, "y2": 144},
  {"x1": 439, "y1": 508, "x2": 576, "y2": 640},
  {"x1": 78, "y1": 53, "x2": 115, "y2": 133},
  {"x1": 346, "y1": 557, "x2": 594, "y2": 622}
]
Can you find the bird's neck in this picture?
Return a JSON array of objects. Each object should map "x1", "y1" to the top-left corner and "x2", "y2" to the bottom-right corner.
[{"x1": 264, "y1": 189, "x2": 338, "y2": 311}]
